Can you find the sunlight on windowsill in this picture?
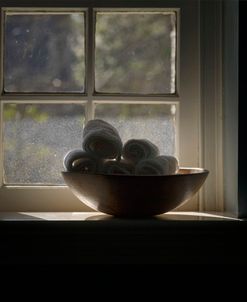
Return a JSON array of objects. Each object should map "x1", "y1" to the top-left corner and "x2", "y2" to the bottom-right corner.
[{"x1": 0, "y1": 211, "x2": 240, "y2": 221}]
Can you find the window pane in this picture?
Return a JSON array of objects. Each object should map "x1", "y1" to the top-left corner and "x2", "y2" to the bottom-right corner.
[
  {"x1": 4, "y1": 13, "x2": 85, "y2": 93},
  {"x1": 3, "y1": 104, "x2": 85, "y2": 184},
  {"x1": 94, "y1": 103, "x2": 177, "y2": 155},
  {"x1": 95, "y1": 12, "x2": 176, "y2": 94}
]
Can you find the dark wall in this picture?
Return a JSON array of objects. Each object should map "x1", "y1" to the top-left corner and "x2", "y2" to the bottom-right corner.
[{"x1": 239, "y1": 0, "x2": 247, "y2": 217}]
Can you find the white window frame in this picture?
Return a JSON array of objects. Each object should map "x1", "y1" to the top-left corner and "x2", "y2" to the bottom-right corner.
[{"x1": 0, "y1": 0, "x2": 223, "y2": 213}]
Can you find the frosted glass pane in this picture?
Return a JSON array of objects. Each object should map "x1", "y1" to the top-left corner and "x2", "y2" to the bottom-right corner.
[
  {"x1": 4, "y1": 13, "x2": 85, "y2": 93},
  {"x1": 94, "y1": 104, "x2": 177, "y2": 156},
  {"x1": 95, "y1": 12, "x2": 176, "y2": 94},
  {"x1": 3, "y1": 104, "x2": 85, "y2": 184}
]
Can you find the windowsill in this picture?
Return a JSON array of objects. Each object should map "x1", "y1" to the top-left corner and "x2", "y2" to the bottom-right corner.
[
  {"x1": 0, "y1": 211, "x2": 242, "y2": 221},
  {"x1": 1, "y1": 211, "x2": 246, "y2": 264}
]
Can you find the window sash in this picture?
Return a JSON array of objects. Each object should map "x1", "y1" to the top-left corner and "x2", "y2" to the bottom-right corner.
[
  {"x1": 0, "y1": 5, "x2": 182, "y2": 186},
  {"x1": 1, "y1": 7, "x2": 180, "y2": 97},
  {"x1": 0, "y1": 0, "x2": 207, "y2": 212},
  {"x1": 0, "y1": 6, "x2": 181, "y2": 166}
]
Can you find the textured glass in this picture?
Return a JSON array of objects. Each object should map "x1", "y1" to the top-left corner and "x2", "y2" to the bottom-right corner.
[
  {"x1": 94, "y1": 103, "x2": 177, "y2": 156},
  {"x1": 3, "y1": 104, "x2": 85, "y2": 184},
  {"x1": 4, "y1": 13, "x2": 85, "y2": 92},
  {"x1": 95, "y1": 12, "x2": 176, "y2": 94}
]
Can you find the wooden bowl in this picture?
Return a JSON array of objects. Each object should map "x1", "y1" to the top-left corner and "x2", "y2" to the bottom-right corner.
[{"x1": 62, "y1": 168, "x2": 209, "y2": 218}]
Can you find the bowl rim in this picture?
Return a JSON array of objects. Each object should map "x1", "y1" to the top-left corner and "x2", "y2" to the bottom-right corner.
[{"x1": 61, "y1": 167, "x2": 209, "y2": 177}]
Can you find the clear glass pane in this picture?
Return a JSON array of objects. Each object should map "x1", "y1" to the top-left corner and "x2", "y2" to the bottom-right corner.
[
  {"x1": 94, "y1": 103, "x2": 177, "y2": 156},
  {"x1": 95, "y1": 12, "x2": 176, "y2": 94},
  {"x1": 3, "y1": 104, "x2": 85, "y2": 184},
  {"x1": 4, "y1": 13, "x2": 85, "y2": 93}
]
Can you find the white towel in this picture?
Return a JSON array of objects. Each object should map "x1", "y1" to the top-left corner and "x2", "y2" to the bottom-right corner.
[
  {"x1": 63, "y1": 149, "x2": 98, "y2": 173},
  {"x1": 100, "y1": 159, "x2": 134, "y2": 175},
  {"x1": 164, "y1": 155, "x2": 179, "y2": 174},
  {"x1": 82, "y1": 119, "x2": 122, "y2": 159},
  {"x1": 135, "y1": 155, "x2": 178, "y2": 175},
  {"x1": 122, "y1": 139, "x2": 159, "y2": 163}
]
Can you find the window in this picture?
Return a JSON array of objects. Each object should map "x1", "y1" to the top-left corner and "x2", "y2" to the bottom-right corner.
[{"x1": 0, "y1": 0, "x2": 222, "y2": 212}]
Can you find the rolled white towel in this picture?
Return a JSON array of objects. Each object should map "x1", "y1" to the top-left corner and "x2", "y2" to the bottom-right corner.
[
  {"x1": 164, "y1": 155, "x2": 179, "y2": 174},
  {"x1": 82, "y1": 119, "x2": 122, "y2": 159},
  {"x1": 122, "y1": 139, "x2": 159, "y2": 163},
  {"x1": 135, "y1": 155, "x2": 179, "y2": 175},
  {"x1": 63, "y1": 149, "x2": 98, "y2": 173},
  {"x1": 135, "y1": 156, "x2": 169, "y2": 175},
  {"x1": 100, "y1": 159, "x2": 134, "y2": 175},
  {"x1": 83, "y1": 119, "x2": 119, "y2": 137}
]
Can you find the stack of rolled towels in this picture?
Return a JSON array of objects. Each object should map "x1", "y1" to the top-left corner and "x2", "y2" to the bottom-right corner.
[{"x1": 63, "y1": 119, "x2": 179, "y2": 176}]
